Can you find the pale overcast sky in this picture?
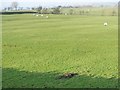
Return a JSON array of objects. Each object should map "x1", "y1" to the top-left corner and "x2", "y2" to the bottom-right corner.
[{"x1": 1, "y1": 0, "x2": 119, "y2": 8}]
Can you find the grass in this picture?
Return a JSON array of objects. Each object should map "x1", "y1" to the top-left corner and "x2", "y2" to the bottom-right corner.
[{"x1": 2, "y1": 14, "x2": 118, "y2": 88}]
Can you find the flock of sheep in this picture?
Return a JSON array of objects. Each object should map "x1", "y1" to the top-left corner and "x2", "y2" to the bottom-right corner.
[
  {"x1": 33, "y1": 14, "x2": 49, "y2": 18},
  {"x1": 32, "y1": 13, "x2": 108, "y2": 26}
]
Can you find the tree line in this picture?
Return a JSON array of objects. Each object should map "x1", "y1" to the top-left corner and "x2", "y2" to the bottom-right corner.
[{"x1": 2, "y1": 1, "x2": 117, "y2": 16}]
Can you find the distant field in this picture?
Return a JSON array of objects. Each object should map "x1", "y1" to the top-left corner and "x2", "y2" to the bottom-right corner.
[
  {"x1": 2, "y1": 14, "x2": 118, "y2": 88},
  {"x1": 61, "y1": 7, "x2": 118, "y2": 16}
]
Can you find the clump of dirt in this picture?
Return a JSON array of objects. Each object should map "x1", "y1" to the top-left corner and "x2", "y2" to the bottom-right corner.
[
  {"x1": 3, "y1": 44, "x2": 17, "y2": 47},
  {"x1": 58, "y1": 72, "x2": 78, "y2": 79}
]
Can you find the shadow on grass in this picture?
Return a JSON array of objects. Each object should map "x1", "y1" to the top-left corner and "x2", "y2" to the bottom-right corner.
[{"x1": 2, "y1": 68, "x2": 118, "y2": 88}]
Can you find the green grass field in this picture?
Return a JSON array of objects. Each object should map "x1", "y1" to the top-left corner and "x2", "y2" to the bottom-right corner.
[{"x1": 2, "y1": 14, "x2": 118, "y2": 88}]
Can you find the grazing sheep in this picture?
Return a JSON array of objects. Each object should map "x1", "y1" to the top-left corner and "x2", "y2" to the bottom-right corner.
[
  {"x1": 41, "y1": 14, "x2": 43, "y2": 16},
  {"x1": 65, "y1": 13, "x2": 67, "y2": 15},
  {"x1": 104, "y1": 22, "x2": 108, "y2": 26},
  {"x1": 46, "y1": 16, "x2": 48, "y2": 18},
  {"x1": 36, "y1": 15, "x2": 39, "y2": 17}
]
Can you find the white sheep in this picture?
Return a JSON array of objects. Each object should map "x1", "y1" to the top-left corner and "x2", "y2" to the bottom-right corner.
[
  {"x1": 65, "y1": 13, "x2": 67, "y2": 15},
  {"x1": 104, "y1": 22, "x2": 108, "y2": 26},
  {"x1": 36, "y1": 15, "x2": 39, "y2": 17},
  {"x1": 46, "y1": 16, "x2": 48, "y2": 18},
  {"x1": 41, "y1": 14, "x2": 43, "y2": 16}
]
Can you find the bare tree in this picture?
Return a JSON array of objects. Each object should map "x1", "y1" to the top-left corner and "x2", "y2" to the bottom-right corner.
[
  {"x1": 79, "y1": 10, "x2": 82, "y2": 15},
  {"x1": 69, "y1": 8, "x2": 74, "y2": 15},
  {"x1": 3, "y1": 8, "x2": 7, "y2": 11},
  {"x1": 101, "y1": 5, "x2": 105, "y2": 16},
  {"x1": 112, "y1": 9, "x2": 116, "y2": 16},
  {"x1": 7, "y1": 7, "x2": 12, "y2": 11},
  {"x1": 11, "y1": 2, "x2": 18, "y2": 10},
  {"x1": 42, "y1": 8, "x2": 48, "y2": 14},
  {"x1": 32, "y1": 7, "x2": 35, "y2": 10},
  {"x1": 101, "y1": 9, "x2": 105, "y2": 16},
  {"x1": 37, "y1": 6, "x2": 42, "y2": 14},
  {"x1": 79, "y1": 9, "x2": 85, "y2": 15},
  {"x1": 52, "y1": 6, "x2": 61, "y2": 14}
]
